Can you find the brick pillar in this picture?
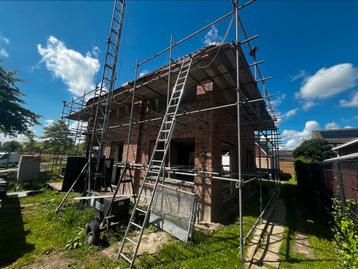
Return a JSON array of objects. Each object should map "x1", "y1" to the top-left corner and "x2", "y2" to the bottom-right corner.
[{"x1": 194, "y1": 108, "x2": 215, "y2": 222}]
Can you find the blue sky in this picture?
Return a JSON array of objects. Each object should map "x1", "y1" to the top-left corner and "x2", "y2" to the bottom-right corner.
[{"x1": 0, "y1": 0, "x2": 357, "y2": 149}]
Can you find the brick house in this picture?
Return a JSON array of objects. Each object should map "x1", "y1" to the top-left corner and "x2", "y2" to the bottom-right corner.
[{"x1": 73, "y1": 43, "x2": 276, "y2": 222}]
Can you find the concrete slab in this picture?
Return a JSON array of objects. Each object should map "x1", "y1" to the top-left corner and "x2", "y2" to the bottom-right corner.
[
  {"x1": 7, "y1": 190, "x2": 42, "y2": 198},
  {"x1": 48, "y1": 182, "x2": 63, "y2": 191},
  {"x1": 245, "y1": 199, "x2": 287, "y2": 269}
]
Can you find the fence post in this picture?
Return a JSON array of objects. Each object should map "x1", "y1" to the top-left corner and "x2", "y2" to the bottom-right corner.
[{"x1": 335, "y1": 160, "x2": 346, "y2": 208}]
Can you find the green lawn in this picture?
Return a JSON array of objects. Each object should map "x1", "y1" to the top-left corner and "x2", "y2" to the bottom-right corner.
[
  {"x1": 0, "y1": 179, "x2": 338, "y2": 269},
  {"x1": 0, "y1": 185, "x2": 272, "y2": 268},
  {"x1": 278, "y1": 178, "x2": 338, "y2": 269},
  {"x1": 0, "y1": 190, "x2": 124, "y2": 268}
]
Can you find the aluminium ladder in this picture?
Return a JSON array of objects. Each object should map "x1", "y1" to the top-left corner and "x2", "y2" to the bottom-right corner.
[
  {"x1": 55, "y1": 0, "x2": 126, "y2": 212},
  {"x1": 87, "y1": 0, "x2": 126, "y2": 186},
  {"x1": 118, "y1": 57, "x2": 193, "y2": 268}
]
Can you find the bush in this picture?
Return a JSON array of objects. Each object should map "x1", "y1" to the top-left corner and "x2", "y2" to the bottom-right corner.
[
  {"x1": 280, "y1": 171, "x2": 292, "y2": 181},
  {"x1": 293, "y1": 138, "x2": 336, "y2": 163},
  {"x1": 331, "y1": 198, "x2": 358, "y2": 269}
]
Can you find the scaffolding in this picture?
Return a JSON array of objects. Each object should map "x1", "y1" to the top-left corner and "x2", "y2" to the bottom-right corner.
[{"x1": 57, "y1": 0, "x2": 281, "y2": 267}]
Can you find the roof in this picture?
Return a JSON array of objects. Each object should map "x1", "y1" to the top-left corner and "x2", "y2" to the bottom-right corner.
[
  {"x1": 69, "y1": 43, "x2": 276, "y2": 131},
  {"x1": 332, "y1": 137, "x2": 358, "y2": 151},
  {"x1": 312, "y1": 128, "x2": 358, "y2": 145},
  {"x1": 323, "y1": 152, "x2": 358, "y2": 163},
  {"x1": 279, "y1": 150, "x2": 293, "y2": 160}
]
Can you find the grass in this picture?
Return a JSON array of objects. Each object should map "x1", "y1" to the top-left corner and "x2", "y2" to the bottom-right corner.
[
  {"x1": 1, "y1": 178, "x2": 338, "y2": 269},
  {"x1": 136, "y1": 184, "x2": 274, "y2": 269},
  {"x1": 0, "y1": 183, "x2": 273, "y2": 269},
  {"x1": 278, "y1": 178, "x2": 338, "y2": 269},
  {"x1": 0, "y1": 189, "x2": 127, "y2": 268}
]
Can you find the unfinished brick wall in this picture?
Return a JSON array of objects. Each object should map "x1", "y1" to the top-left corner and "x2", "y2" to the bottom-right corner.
[{"x1": 101, "y1": 85, "x2": 256, "y2": 223}]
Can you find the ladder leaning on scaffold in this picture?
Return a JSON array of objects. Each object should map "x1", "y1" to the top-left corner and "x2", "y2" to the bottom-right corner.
[
  {"x1": 117, "y1": 57, "x2": 193, "y2": 268},
  {"x1": 55, "y1": 0, "x2": 126, "y2": 212}
]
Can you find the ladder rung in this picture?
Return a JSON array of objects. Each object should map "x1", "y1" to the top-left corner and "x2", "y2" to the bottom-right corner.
[
  {"x1": 151, "y1": 160, "x2": 162, "y2": 163},
  {"x1": 131, "y1": 222, "x2": 142, "y2": 229},
  {"x1": 135, "y1": 207, "x2": 147, "y2": 214},
  {"x1": 104, "y1": 214, "x2": 116, "y2": 220},
  {"x1": 156, "y1": 149, "x2": 165, "y2": 152},
  {"x1": 157, "y1": 139, "x2": 167, "y2": 142},
  {"x1": 105, "y1": 63, "x2": 113, "y2": 69},
  {"x1": 111, "y1": 29, "x2": 119, "y2": 35},
  {"x1": 125, "y1": 237, "x2": 137, "y2": 245},
  {"x1": 161, "y1": 129, "x2": 170, "y2": 133},
  {"x1": 119, "y1": 253, "x2": 132, "y2": 264}
]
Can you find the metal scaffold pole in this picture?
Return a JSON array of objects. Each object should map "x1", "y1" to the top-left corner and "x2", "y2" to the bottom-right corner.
[
  {"x1": 233, "y1": 0, "x2": 243, "y2": 260},
  {"x1": 125, "y1": 58, "x2": 139, "y2": 163}
]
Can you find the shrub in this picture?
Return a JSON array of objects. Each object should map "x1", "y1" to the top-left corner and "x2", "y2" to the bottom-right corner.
[
  {"x1": 280, "y1": 171, "x2": 292, "y2": 181},
  {"x1": 331, "y1": 198, "x2": 358, "y2": 269}
]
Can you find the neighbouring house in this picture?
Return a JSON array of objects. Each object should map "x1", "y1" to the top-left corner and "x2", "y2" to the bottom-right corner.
[
  {"x1": 312, "y1": 128, "x2": 358, "y2": 148},
  {"x1": 332, "y1": 137, "x2": 358, "y2": 156},
  {"x1": 255, "y1": 142, "x2": 272, "y2": 169},
  {"x1": 70, "y1": 44, "x2": 278, "y2": 222},
  {"x1": 279, "y1": 150, "x2": 294, "y2": 176}
]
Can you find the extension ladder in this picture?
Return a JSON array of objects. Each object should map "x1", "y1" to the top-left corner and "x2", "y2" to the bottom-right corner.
[
  {"x1": 118, "y1": 57, "x2": 193, "y2": 268},
  {"x1": 55, "y1": 0, "x2": 126, "y2": 212},
  {"x1": 87, "y1": 0, "x2": 125, "y2": 182}
]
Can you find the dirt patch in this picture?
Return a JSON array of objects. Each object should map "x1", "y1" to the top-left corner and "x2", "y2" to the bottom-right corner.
[
  {"x1": 20, "y1": 252, "x2": 72, "y2": 269},
  {"x1": 195, "y1": 222, "x2": 224, "y2": 231},
  {"x1": 101, "y1": 229, "x2": 171, "y2": 259},
  {"x1": 48, "y1": 182, "x2": 62, "y2": 191},
  {"x1": 245, "y1": 198, "x2": 287, "y2": 269},
  {"x1": 137, "y1": 230, "x2": 171, "y2": 255}
]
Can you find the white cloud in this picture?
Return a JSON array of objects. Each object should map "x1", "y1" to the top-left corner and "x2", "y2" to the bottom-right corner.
[
  {"x1": 290, "y1": 70, "x2": 308, "y2": 82},
  {"x1": 281, "y1": 120, "x2": 319, "y2": 150},
  {"x1": 285, "y1": 108, "x2": 298, "y2": 118},
  {"x1": 344, "y1": 125, "x2": 354, "y2": 129},
  {"x1": 340, "y1": 91, "x2": 358, "y2": 107},
  {"x1": 91, "y1": 46, "x2": 100, "y2": 58},
  {"x1": 0, "y1": 134, "x2": 28, "y2": 144},
  {"x1": 37, "y1": 35, "x2": 100, "y2": 96},
  {"x1": 0, "y1": 127, "x2": 37, "y2": 144},
  {"x1": 45, "y1": 119, "x2": 55, "y2": 127},
  {"x1": 204, "y1": 25, "x2": 222, "y2": 46},
  {"x1": 271, "y1": 94, "x2": 286, "y2": 109},
  {"x1": 139, "y1": 70, "x2": 149, "y2": 77},
  {"x1": 325, "y1": 121, "x2": 339, "y2": 130},
  {"x1": 0, "y1": 34, "x2": 9, "y2": 44},
  {"x1": 299, "y1": 63, "x2": 358, "y2": 99},
  {"x1": 302, "y1": 100, "x2": 317, "y2": 111},
  {"x1": 275, "y1": 108, "x2": 297, "y2": 126},
  {"x1": 0, "y1": 48, "x2": 9, "y2": 58}
]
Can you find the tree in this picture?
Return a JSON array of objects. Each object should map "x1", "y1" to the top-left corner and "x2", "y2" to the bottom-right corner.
[
  {"x1": 42, "y1": 119, "x2": 74, "y2": 153},
  {"x1": 0, "y1": 64, "x2": 40, "y2": 136},
  {"x1": 293, "y1": 138, "x2": 336, "y2": 163},
  {"x1": 0, "y1": 140, "x2": 23, "y2": 153},
  {"x1": 23, "y1": 132, "x2": 42, "y2": 153}
]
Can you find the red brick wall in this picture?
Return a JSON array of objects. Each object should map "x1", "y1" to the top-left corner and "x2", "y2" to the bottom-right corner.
[{"x1": 102, "y1": 87, "x2": 256, "y2": 222}]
